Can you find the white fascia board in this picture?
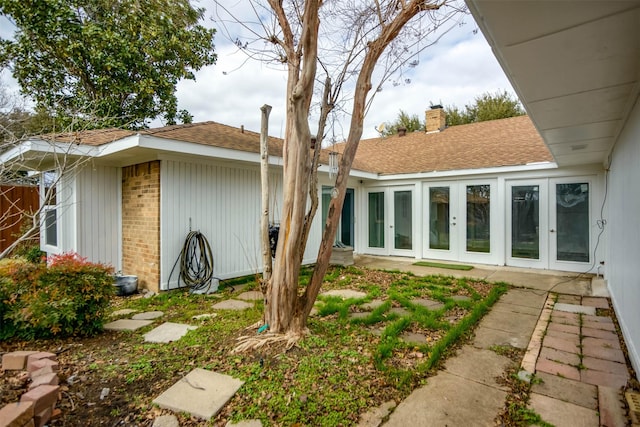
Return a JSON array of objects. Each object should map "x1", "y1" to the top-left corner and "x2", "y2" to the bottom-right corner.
[
  {"x1": 1, "y1": 139, "x2": 98, "y2": 164},
  {"x1": 135, "y1": 134, "x2": 285, "y2": 167},
  {"x1": 95, "y1": 134, "x2": 143, "y2": 157},
  {"x1": 374, "y1": 161, "x2": 558, "y2": 181},
  {"x1": 317, "y1": 164, "x2": 378, "y2": 180}
]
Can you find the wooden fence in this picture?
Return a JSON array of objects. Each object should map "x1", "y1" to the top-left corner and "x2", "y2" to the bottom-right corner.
[{"x1": 0, "y1": 185, "x2": 40, "y2": 253}]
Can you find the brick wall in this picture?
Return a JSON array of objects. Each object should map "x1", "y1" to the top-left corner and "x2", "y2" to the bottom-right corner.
[{"x1": 121, "y1": 161, "x2": 160, "y2": 292}]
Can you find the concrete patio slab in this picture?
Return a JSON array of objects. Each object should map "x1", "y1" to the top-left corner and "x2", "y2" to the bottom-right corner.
[
  {"x1": 400, "y1": 332, "x2": 427, "y2": 346},
  {"x1": 411, "y1": 298, "x2": 444, "y2": 310},
  {"x1": 153, "y1": 368, "x2": 244, "y2": 420},
  {"x1": 598, "y1": 386, "x2": 628, "y2": 427},
  {"x1": 490, "y1": 301, "x2": 542, "y2": 317},
  {"x1": 388, "y1": 307, "x2": 410, "y2": 317},
  {"x1": 132, "y1": 311, "x2": 164, "y2": 320},
  {"x1": 554, "y1": 303, "x2": 596, "y2": 315},
  {"x1": 451, "y1": 295, "x2": 471, "y2": 301},
  {"x1": 321, "y1": 289, "x2": 367, "y2": 299},
  {"x1": 212, "y1": 300, "x2": 253, "y2": 310},
  {"x1": 235, "y1": 291, "x2": 263, "y2": 301},
  {"x1": 225, "y1": 420, "x2": 263, "y2": 427},
  {"x1": 362, "y1": 299, "x2": 385, "y2": 310},
  {"x1": 539, "y1": 346, "x2": 581, "y2": 366},
  {"x1": 103, "y1": 319, "x2": 153, "y2": 331},
  {"x1": 495, "y1": 289, "x2": 547, "y2": 309},
  {"x1": 143, "y1": 322, "x2": 198, "y2": 343},
  {"x1": 531, "y1": 372, "x2": 598, "y2": 409},
  {"x1": 358, "y1": 400, "x2": 396, "y2": 427},
  {"x1": 444, "y1": 346, "x2": 513, "y2": 391},
  {"x1": 152, "y1": 415, "x2": 179, "y2": 427},
  {"x1": 536, "y1": 357, "x2": 580, "y2": 381},
  {"x1": 384, "y1": 371, "x2": 506, "y2": 427},
  {"x1": 478, "y1": 310, "x2": 538, "y2": 335},
  {"x1": 473, "y1": 326, "x2": 531, "y2": 349},
  {"x1": 528, "y1": 393, "x2": 598, "y2": 427},
  {"x1": 582, "y1": 296, "x2": 609, "y2": 309}
]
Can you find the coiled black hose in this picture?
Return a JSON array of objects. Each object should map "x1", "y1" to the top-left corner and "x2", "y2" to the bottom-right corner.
[{"x1": 168, "y1": 231, "x2": 216, "y2": 293}]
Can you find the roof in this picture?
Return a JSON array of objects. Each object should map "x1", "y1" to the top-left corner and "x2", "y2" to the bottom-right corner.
[
  {"x1": 36, "y1": 115, "x2": 553, "y2": 176},
  {"x1": 335, "y1": 115, "x2": 553, "y2": 175},
  {"x1": 41, "y1": 121, "x2": 286, "y2": 157}
]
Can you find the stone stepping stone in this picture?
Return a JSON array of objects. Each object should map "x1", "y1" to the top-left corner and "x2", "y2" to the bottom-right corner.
[
  {"x1": 236, "y1": 291, "x2": 263, "y2": 301},
  {"x1": 144, "y1": 322, "x2": 198, "y2": 343},
  {"x1": 192, "y1": 313, "x2": 218, "y2": 320},
  {"x1": 389, "y1": 307, "x2": 411, "y2": 317},
  {"x1": 229, "y1": 284, "x2": 249, "y2": 293},
  {"x1": 412, "y1": 298, "x2": 444, "y2": 310},
  {"x1": 321, "y1": 289, "x2": 367, "y2": 299},
  {"x1": 104, "y1": 319, "x2": 153, "y2": 331},
  {"x1": 400, "y1": 331, "x2": 428, "y2": 345},
  {"x1": 226, "y1": 421, "x2": 263, "y2": 427},
  {"x1": 132, "y1": 311, "x2": 164, "y2": 320},
  {"x1": 110, "y1": 309, "x2": 138, "y2": 317},
  {"x1": 152, "y1": 415, "x2": 179, "y2": 427},
  {"x1": 362, "y1": 299, "x2": 385, "y2": 310},
  {"x1": 212, "y1": 300, "x2": 253, "y2": 310},
  {"x1": 452, "y1": 295, "x2": 471, "y2": 301},
  {"x1": 358, "y1": 400, "x2": 396, "y2": 427},
  {"x1": 350, "y1": 312, "x2": 370, "y2": 319},
  {"x1": 153, "y1": 368, "x2": 244, "y2": 420},
  {"x1": 554, "y1": 303, "x2": 596, "y2": 315}
]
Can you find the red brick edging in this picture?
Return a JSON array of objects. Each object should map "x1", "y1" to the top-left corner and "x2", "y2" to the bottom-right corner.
[{"x1": 1, "y1": 351, "x2": 61, "y2": 427}]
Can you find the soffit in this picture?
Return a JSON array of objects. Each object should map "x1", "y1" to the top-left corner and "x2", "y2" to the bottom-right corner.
[{"x1": 467, "y1": 0, "x2": 640, "y2": 167}]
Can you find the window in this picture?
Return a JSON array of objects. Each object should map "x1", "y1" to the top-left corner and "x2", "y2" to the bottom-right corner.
[{"x1": 41, "y1": 171, "x2": 59, "y2": 251}]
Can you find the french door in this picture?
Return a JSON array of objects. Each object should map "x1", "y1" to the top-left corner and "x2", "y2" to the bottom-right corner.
[
  {"x1": 507, "y1": 177, "x2": 592, "y2": 272},
  {"x1": 366, "y1": 186, "x2": 415, "y2": 256},
  {"x1": 423, "y1": 180, "x2": 498, "y2": 264}
]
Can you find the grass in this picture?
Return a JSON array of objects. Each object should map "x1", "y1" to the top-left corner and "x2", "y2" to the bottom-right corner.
[
  {"x1": 412, "y1": 261, "x2": 474, "y2": 271},
  {"x1": 21, "y1": 265, "x2": 509, "y2": 426}
]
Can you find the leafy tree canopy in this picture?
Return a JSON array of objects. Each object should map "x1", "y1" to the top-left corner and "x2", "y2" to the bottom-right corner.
[
  {"x1": 379, "y1": 109, "x2": 423, "y2": 136},
  {"x1": 0, "y1": 0, "x2": 216, "y2": 129},
  {"x1": 445, "y1": 90, "x2": 525, "y2": 126}
]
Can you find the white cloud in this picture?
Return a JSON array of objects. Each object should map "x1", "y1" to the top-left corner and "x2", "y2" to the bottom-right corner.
[{"x1": 2, "y1": 3, "x2": 516, "y2": 141}]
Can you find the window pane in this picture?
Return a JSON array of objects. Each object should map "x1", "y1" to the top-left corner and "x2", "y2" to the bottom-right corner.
[
  {"x1": 368, "y1": 192, "x2": 385, "y2": 248},
  {"x1": 394, "y1": 190, "x2": 412, "y2": 250},
  {"x1": 429, "y1": 187, "x2": 450, "y2": 250},
  {"x1": 45, "y1": 209, "x2": 57, "y2": 247},
  {"x1": 467, "y1": 185, "x2": 490, "y2": 253},
  {"x1": 556, "y1": 183, "x2": 589, "y2": 262},
  {"x1": 512, "y1": 186, "x2": 539, "y2": 259}
]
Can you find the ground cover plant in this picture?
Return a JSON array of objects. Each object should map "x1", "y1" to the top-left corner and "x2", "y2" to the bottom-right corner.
[{"x1": 0, "y1": 265, "x2": 507, "y2": 426}]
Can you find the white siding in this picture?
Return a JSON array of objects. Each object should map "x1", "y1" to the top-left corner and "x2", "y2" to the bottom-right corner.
[
  {"x1": 160, "y1": 159, "x2": 321, "y2": 290},
  {"x1": 75, "y1": 164, "x2": 121, "y2": 269},
  {"x1": 606, "y1": 97, "x2": 640, "y2": 376}
]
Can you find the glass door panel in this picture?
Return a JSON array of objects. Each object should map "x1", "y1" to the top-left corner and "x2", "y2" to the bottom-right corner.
[
  {"x1": 555, "y1": 183, "x2": 590, "y2": 262},
  {"x1": 393, "y1": 190, "x2": 412, "y2": 250},
  {"x1": 368, "y1": 191, "x2": 385, "y2": 248},
  {"x1": 466, "y1": 185, "x2": 491, "y2": 253},
  {"x1": 511, "y1": 185, "x2": 540, "y2": 259},
  {"x1": 429, "y1": 187, "x2": 450, "y2": 250}
]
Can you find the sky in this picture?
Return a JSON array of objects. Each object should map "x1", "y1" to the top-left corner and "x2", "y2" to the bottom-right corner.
[{"x1": 0, "y1": 2, "x2": 516, "y2": 141}]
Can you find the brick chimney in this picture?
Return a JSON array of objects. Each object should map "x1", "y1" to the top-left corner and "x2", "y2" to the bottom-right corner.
[{"x1": 425, "y1": 105, "x2": 446, "y2": 133}]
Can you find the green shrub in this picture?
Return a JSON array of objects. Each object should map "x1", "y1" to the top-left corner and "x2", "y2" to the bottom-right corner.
[{"x1": 0, "y1": 252, "x2": 114, "y2": 339}]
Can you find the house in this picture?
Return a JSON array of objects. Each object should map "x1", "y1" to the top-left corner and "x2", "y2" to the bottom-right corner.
[
  {"x1": 1, "y1": 111, "x2": 606, "y2": 285},
  {"x1": 1, "y1": 0, "x2": 637, "y2": 380}
]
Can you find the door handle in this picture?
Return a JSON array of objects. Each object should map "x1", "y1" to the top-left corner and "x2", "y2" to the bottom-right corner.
[{"x1": 550, "y1": 229, "x2": 555, "y2": 233}]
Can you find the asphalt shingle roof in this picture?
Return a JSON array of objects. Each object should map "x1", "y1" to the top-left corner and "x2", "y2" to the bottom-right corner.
[
  {"x1": 41, "y1": 115, "x2": 553, "y2": 175},
  {"x1": 336, "y1": 115, "x2": 553, "y2": 175}
]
